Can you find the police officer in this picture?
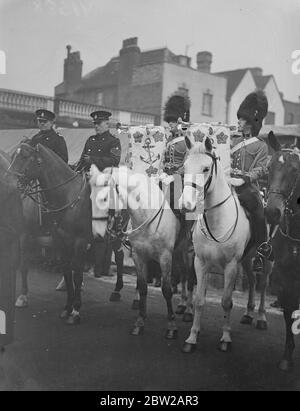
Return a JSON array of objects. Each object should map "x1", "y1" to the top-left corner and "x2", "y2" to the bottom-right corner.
[
  {"x1": 78, "y1": 110, "x2": 121, "y2": 172},
  {"x1": 230, "y1": 90, "x2": 270, "y2": 271},
  {"x1": 30, "y1": 109, "x2": 68, "y2": 163},
  {"x1": 79, "y1": 111, "x2": 121, "y2": 278}
]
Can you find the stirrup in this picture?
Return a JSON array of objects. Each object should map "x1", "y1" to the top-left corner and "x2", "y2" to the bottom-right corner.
[{"x1": 257, "y1": 242, "x2": 273, "y2": 259}]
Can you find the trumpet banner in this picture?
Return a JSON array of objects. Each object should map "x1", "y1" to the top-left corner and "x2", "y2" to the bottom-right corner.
[
  {"x1": 187, "y1": 123, "x2": 231, "y2": 177},
  {"x1": 126, "y1": 126, "x2": 168, "y2": 175}
]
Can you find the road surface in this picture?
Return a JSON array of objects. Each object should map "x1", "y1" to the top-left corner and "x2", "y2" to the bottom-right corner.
[{"x1": 1, "y1": 266, "x2": 300, "y2": 391}]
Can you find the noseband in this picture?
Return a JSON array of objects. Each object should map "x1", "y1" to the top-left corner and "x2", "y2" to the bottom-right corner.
[{"x1": 184, "y1": 151, "x2": 219, "y2": 198}]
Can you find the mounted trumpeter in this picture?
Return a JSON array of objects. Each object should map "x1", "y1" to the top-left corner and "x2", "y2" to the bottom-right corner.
[{"x1": 231, "y1": 90, "x2": 272, "y2": 271}]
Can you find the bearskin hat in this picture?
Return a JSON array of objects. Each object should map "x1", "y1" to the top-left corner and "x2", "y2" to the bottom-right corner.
[{"x1": 237, "y1": 90, "x2": 268, "y2": 137}]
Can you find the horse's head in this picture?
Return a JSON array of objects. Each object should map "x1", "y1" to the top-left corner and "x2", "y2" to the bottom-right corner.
[
  {"x1": 179, "y1": 136, "x2": 216, "y2": 212},
  {"x1": 265, "y1": 131, "x2": 300, "y2": 226},
  {"x1": 11, "y1": 143, "x2": 42, "y2": 182}
]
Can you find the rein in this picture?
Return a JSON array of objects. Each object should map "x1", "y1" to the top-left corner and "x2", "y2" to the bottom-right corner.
[{"x1": 184, "y1": 151, "x2": 239, "y2": 243}]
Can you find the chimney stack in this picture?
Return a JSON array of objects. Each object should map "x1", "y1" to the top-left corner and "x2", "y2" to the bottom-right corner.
[{"x1": 196, "y1": 51, "x2": 212, "y2": 73}]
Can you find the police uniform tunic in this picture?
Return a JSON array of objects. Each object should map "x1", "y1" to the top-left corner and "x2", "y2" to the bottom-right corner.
[
  {"x1": 30, "y1": 129, "x2": 68, "y2": 163},
  {"x1": 80, "y1": 130, "x2": 121, "y2": 171},
  {"x1": 231, "y1": 135, "x2": 268, "y2": 189}
]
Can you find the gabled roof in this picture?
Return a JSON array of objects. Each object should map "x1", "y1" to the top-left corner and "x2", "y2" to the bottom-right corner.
[
  {"x1": 253, "y1": 74, "x2": 272, "y2": 90},
  {"x1": 80, "y1": 58, "x2": 119, "y2": 90},
  {"x1": 215, "y1": 69, "x2": 249, "y2": 100}
]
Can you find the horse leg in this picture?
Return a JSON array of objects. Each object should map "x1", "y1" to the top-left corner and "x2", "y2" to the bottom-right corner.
[
  {"x1": 278, "y1": 281, "x2": 299, "y2": 371},
  {"x1": 219, "y1": 260, "x2": 238, "y2": 352},
  {"x1": 240, "y1": 257, "x2": 255, "y2": 325},
  {"x1": 15, "y1": 236, "x2": 29, "y2": 308},
  {"x1": 160, "y1": 251, "x2": 178, "y2": 340},
  {"x1": 182, "y1": 256, "x2": 207, "y2": 353},
  {"x1": 183, "y1": 250, "x2": 195, "y2": 323},
  {"x1": 59, "y1": 265, "x2": 74, "y2": 320},
  {"x1": 131, "y1": 281, "x2": 140, "y2": 310},
  {"x1": 110, "y1": 245, "x2": 124, "y2": 302},
  {"x1": 175, "y1": 253, "x2": 187, "y2": 315},
  {"x1": 256, "y1": 260, "x2": 272, "y2": 330},
  {"x1": 66, "y1": 240, "x2": 88, "y2": 325},
  {"x1": 131, "y1": 253, "x2": 147, "y2": 335}
]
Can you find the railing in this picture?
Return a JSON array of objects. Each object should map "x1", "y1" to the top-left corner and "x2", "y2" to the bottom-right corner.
[
  {"x1": 0, "y1": 88, "x2": 155, "y2": 126},
  {"x1": 130, "y1": 112, "x2": 155, "y2": 126},
  {"x1": 0, "y1": 89, "x2": 54, "y2": 112}
]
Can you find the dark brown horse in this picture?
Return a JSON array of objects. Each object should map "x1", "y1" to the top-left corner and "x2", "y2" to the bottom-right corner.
[
  {"x1": 265, "y1": 131, "x2": 300, "y2": 371},
  {"x1": 11, "y1": 143, "x2": 92, "y2": 325},
  {"x1": 0, "y1": 152, "x2": 23, "y2": 347}
]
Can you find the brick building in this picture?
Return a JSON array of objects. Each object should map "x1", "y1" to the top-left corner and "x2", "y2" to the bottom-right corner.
[{"x1": 55, "y1": 37, "x2": 228, "y2": 125}]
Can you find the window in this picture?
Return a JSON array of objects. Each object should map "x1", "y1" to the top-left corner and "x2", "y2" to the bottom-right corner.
[
  {"x1": 96, "y1": 92, "x2": 103, "y2": 106},
  {"x1": 202, "y1": 91, "x2": 213, "y2": 116},
  {"x1": 265, "y1": 111, "x2": 275, "y2": 125},
  {"x1": 287, "y1": 112, "x2": 294, "y2": 124}
]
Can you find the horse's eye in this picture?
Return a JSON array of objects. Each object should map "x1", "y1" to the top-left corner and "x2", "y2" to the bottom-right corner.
[{"x1": 203, "y1": 167, "x2": 210, "y2": 173}]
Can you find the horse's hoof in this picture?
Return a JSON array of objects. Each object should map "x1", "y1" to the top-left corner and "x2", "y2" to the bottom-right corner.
[
  {"x1": 218, "y1": 341, "x2": 232, "y2": 352},
  {"x1": 131, "y1": 300, "x2": 140, "y2": 310},
  {"x1": 256, "y1": 320, "x2": 268, "y2": 330},
  {"x1": 131, "y1": 326, "x2": 144, "y2": 336},
  {"x1": 183, "y1": 312, "x2": 193, "y2": 322},
  {"x1": 182, "y1": 342, "x2": 196, "y2": 354},
  {"x1": 165, "y1": 329, "x2": 178, "y2": 340},
  {"x1": 240, "y1": 315, "x2": 253, "y2": 325},
  {"x1": 278, "y1": 359, "x2": 293, "y2": 372},
  {"x1": 175, "y1": 305, "x2": 186, "y2": 315},
  {"x1": 15, "y1": 295, "x2": 28, "y2": 308},
  {"x1": 56, "y1": 278, "x2": 66, "y2": 292},
  {"x1": 59, "y1": 310, "x2": 69, "y2": 319},
  {"x1": 65, "y1": 314, "x2": 81, "y2": 325},
  {"x1": 110, "y1": 291, "x2": 121, "y2": 302}
]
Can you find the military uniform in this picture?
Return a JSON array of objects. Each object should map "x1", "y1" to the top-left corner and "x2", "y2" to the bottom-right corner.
[
  {"x1": 232, "y1": 91, "x2": 270, "y2": 265},
  {"x1": 80, "y1": 110, "x2": 121, "y2": 278},
  {"x1": 78, "y1": 130, "x2": 121, "y2": 171},
  {"x1": 30, "y1": 128, "x2": 68, "y2": 163}
]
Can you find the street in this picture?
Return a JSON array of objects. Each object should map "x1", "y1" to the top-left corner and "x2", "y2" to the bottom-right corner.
[{"x1": 1, "y1": 266, "x2": 300, "y2": 391}]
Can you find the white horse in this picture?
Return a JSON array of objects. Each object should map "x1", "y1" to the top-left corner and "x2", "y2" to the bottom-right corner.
[
  {"x1": 179, "y1": 136, "x2": 272, "y2": 353},
  {"x1": 90, "y1": 165, "x2": 194, "y2": 339}
]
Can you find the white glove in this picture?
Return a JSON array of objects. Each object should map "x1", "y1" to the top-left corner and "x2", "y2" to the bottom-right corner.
[{"x1": 230, "y1": 177, "x2": 245, "y2": 187}]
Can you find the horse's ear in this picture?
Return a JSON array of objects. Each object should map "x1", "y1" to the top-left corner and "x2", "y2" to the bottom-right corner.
[
  {"x1": 205, "y1": 137, "x2": 213, "y2": 153},
  {"x1": 268, "y1": 131, "x2": 280, "y2": 152},
  {"x1": 185, "y1": 136, "x2": 193, "y2": 150}
]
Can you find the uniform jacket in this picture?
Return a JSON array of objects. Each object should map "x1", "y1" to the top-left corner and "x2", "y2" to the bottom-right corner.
[
  {"x1": 79, "y1": 130, "x2": 121, "y2": 171},
  {"x1": 163, "y1": 135, "x2": 187, "y2": 175},
  {"x1": 30, "y1": 129, "x2": 68, "y2": 163},
  {"x1": 231, "y1": 135, "x2": 268, "y2": 188}
]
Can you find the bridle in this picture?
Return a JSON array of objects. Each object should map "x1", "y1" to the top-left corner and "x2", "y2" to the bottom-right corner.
[
  {"x1": 12, "y1": 143, "x2": 87, "y2": 214},
  {"x1": 92, "y1": 171, "x2": 166, "y2": 248},
  {"x1": 267, "y1": 148, "x2": 300, "y2": 243},
  {"x1": 183, "y1": 151, "x2": 239, "y2": 243}
]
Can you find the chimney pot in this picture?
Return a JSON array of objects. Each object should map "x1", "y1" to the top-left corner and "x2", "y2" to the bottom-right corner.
[{"x1": 196, "y1": 51, "x2": 212, "y2": 73}]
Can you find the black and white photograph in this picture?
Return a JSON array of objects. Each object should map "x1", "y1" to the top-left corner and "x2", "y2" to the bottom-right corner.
[{"x1": 0, "y1": 0, "x2": 300, "y2": 393}]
